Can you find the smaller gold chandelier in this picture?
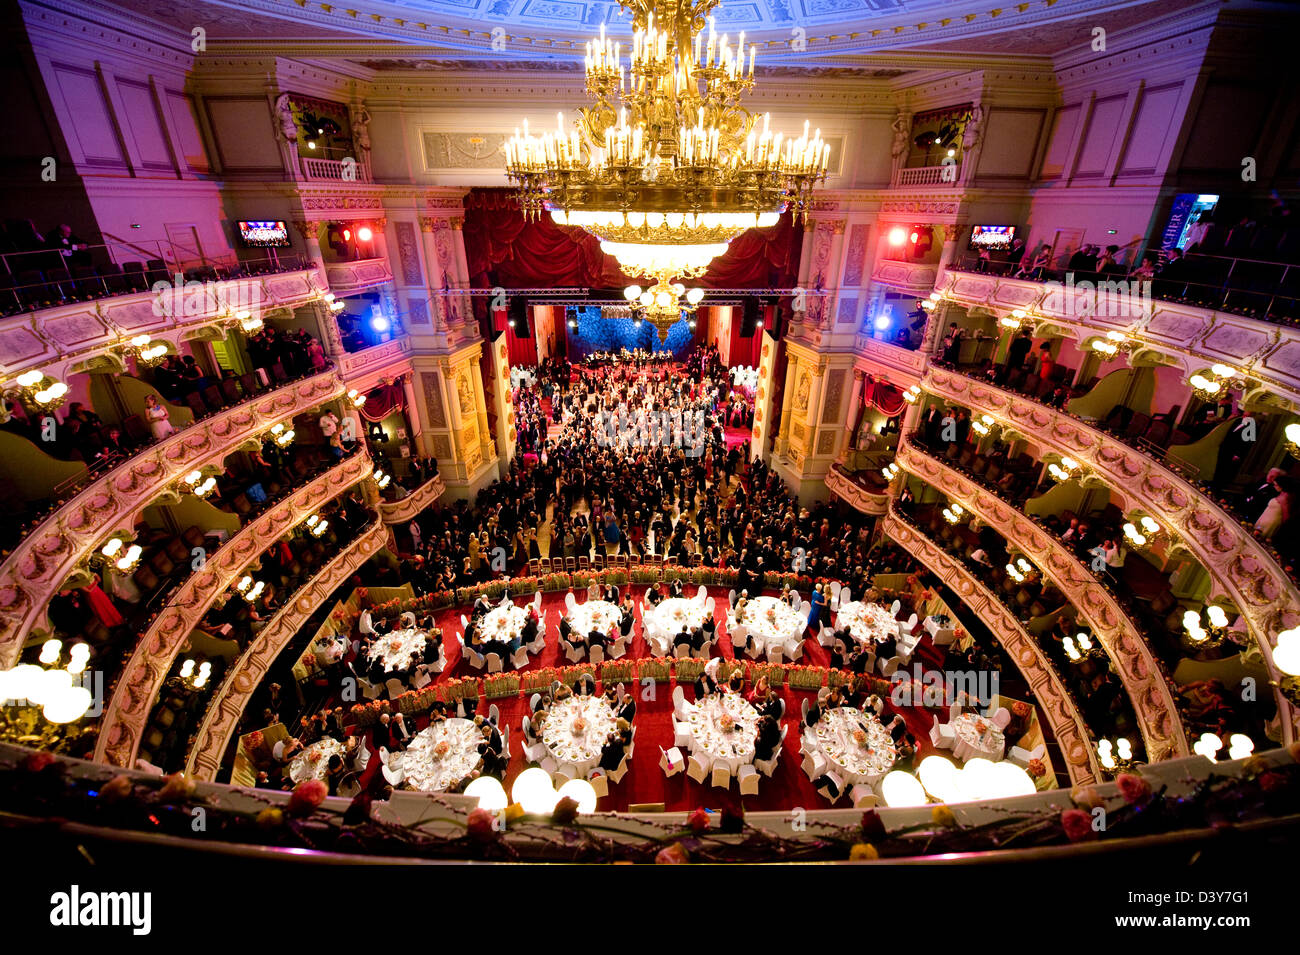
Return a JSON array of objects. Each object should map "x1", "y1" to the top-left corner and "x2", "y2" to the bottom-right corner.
[
  {"x1": 10, "y1": 369, "x2": 69, "y2": 413},
  {"x1": 373, "y1": 469, "x2": 391, "y2": 490},
  {"x1": 1063, "y1": 630, "x2": 1102, "y2": 662},
  {"x1": 305, "y1": 514, "x2": 330, "y2": 537},
  {"x1": 901, "y1": 385, "x2": 922, "y2": 404},
  {"x1": 1122, "y1": 516, "x2": 1161, "y2": 548},
  {"x1": 881, "y1": 462, "x2": 899, "y2": 482},
  {"x1": 1183, "y1": 604, "x2": 1232, "y2": 648},
  {"x1": 1047, "y1": 456, "x2": 1080, "y2": 482},
  {"x1": 970, "y1": 414, "x2": 993, "y2": 437},
  {"x1": 1284, "y1": 422, "x2": 1300, "y2": 458},
  {"x1": 270, "y1": 422, "x2": 295, "y2": 447},
  {"x1": 1097, "y1": 736, "x2": 1134, "y2": 774},
  {"x1": 1000, "y1": 309, "x2": 1026, "y2": 330},
  {"x1": 942, "y1": 502, "x2": 965, "y2": 524},
  {"x1": 1090, "y1": 331, "x2": 1134, "y2": 358},
  {"x1": 347, "y1": 388, "x2": 367, "y2": 408},
  {"x1": 623, "y1": 281, "x2": 705, "y2": 341},
  {"x1": 181, "y1": 469, "x2": 217, "y2": 498},
  {"x1": 920, "y1": 292, "x2": 943, "y2": 313},
  {"x1": 101, "y1": 537, "x2": 143, "y2": 573}
]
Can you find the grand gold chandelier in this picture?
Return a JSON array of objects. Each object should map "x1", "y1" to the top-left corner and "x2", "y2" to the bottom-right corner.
[{"x1": 504, "y1": 0, "x2": 830, "y2": 339}]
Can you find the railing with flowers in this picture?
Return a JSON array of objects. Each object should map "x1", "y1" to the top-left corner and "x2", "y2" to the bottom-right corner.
[
  {"x1": 896, "y1": 434, "x2": 1188, "y2": 761},
  {"x1": 92, "y1": 451, "x2": 374, "y2": 768},
  {"x1": 924, "y1": 364, "x2": 1297, "y2": 744},
  {"x1": 183, "y1": 518, "x2": 388, "y2": 778},
  {"x1": 0, "y1": 368, "x2": 347, "y2": 662},
  {"x1": 882, "y1": 509, "x2": 1101, "y2": 785}
]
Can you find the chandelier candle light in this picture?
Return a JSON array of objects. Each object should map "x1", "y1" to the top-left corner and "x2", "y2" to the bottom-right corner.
[{"x1": 505, "y1": 1, "x2": 830, "y2": 339}]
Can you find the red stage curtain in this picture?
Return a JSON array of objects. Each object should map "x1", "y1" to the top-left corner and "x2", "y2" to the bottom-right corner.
[
  {"x1": 496, "y1": 306, "x2": 539, "y2": 365},
  {"x1": 358, "y1": 382, "x2": 405, "y2": 423}
]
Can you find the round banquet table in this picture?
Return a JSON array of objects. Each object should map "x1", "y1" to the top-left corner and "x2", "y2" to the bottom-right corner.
[
  {"x1": 480, "y1": 604, "x2": 530, "y2": 646},
  {"x1": 645, "y1": 597, "x2": 711, "y2": 654},
  {"x1": 835, "y1": 601, "x2": 898, "y2": 646},
  {"x1": 391, "y1": 719, "x2": 482, "y2": 792},
  {"x1": 806, "y1": 707, "x2": 896, "y2": 785},
  {"x1": 949, "y1": 713, "x2": 1006, "y2": 762},
  {"x1": 567, "y1": 599, "x2": 622, "y2": 639},
  {"x1": 540, "y1": 694, "x2": 618, "y2": 777},
  {"x1": 681, "y1": 691, "x2": 760, "y2": 774},
  {"x1": 365, "y1": 628, "x2": 427, "y2": 673},
  {"x1": 734, "y1": 595, "x2": 804, "y2": 654},
  {"x1": 287, "y1": 737, "x2": 346, "y2": 784}
]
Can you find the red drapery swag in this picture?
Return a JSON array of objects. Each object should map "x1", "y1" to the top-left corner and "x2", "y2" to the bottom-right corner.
[
  {"x1": 358, "y1": 381, "x2": 406, "y2": 423},
  {"x1": 863, "y1": 378, "x2": 906, "y2": 417},
  {"x1": 494, "y1": 305, "x2": 539, "y2": 366},
  {"x1": 462, "y1": 187, "x2": 805, "y2": 291}
]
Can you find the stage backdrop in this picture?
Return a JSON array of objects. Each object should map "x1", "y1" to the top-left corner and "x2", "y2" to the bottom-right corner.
[{"x1": 564, "y1": 306, "x2": 698, "y2": 358}]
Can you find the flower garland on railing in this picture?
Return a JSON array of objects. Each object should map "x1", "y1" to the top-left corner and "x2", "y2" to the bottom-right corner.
[{"x1": 5, "y1": 746, "x2": 1297, "y2": 863}]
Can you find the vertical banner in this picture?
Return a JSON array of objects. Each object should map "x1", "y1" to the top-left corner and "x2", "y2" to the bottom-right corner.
[
  {"x1": 1161, "y1": 193, "x2": 1197, "y2": 251},
  {"x1": 488, "y1": 332, "x2": 515, "y2": 475},
  {"x1": 750, "y1": 330, "x2": 777, "y2": 462}
]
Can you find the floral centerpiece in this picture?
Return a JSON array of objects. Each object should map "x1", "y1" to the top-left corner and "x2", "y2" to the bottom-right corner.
[
  {"x1": 718, "y1": 714, "x2": 735, "y2": 733},
  {"x1": 853, "y1": 728, "x2": 869, "y2": 748},
  {"x1": 433, "y1": 740, "x2": 450, "y2": 759},
  {"x1": 572, "y1": 717, "x2": 587, "y2": 735}
]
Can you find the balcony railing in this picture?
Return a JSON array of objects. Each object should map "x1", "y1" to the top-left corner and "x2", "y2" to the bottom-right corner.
[
  {"x1": 339, "y1": 338, "x2": 411, "y2": 379},
  {"x1": 378, "y1": 475, "x2": 446, "y2": 525},
  {"x1": 922, "y1": 365, "x2": 1298, "y2": 742},
  {"x1": 324, "y1": 257, "x2": 392, "y2": 294},
  {"x1": 187, "y1": 517, "x2": 388, "y2": 779},
  {"x1": 824, "y1": 464, "x2": 889, "y2": 515},
  {"x1": 881, "y1": 509, "x2": 1100, "y2": 785},
  {"x1": 0, "y1": 368, "x2": 346, "y2": 663},
  {"x1": 872, "y1": 259, "x2": 940, "y2": 294},
  {"x1": 936, "y1": 267, "x2": 1300, "y2": 410},
  {"x1": 299, "y1": 156, "x2": 372, "y2": 183},
  {"x1": 896, "y1": 435, "x2": 1188, "y2": 761},
  {"x1": 0, "y1": 266, "x2": 324, "y2": 386},
  {"x1": 894, "y1": 164, "x2": 960, "y2": 187},
  {"x1": 93, "y1": 452, "x2": 374, "y2": 769}
]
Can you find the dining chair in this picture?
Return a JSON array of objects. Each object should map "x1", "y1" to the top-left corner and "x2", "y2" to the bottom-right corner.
[
  {"x1": 587, "y1": 771, "x2": 610, "y2": 799},
  {"x1": 674, "y1": 643, "x2": 691, "y2": 659},
  {"x1": 801, "y1": 749, "x2": 828, "y2": 781},
  {"x1": 710, "y1": 763, "x2": 731, "y2": 789},
  {"x1": 1008, "y1": 743, "x2": 1046, "y2": 767},
  {"x1": 787, "y1": 639, "x2": 804, "y2": 662},
  {"x1": 608, "y1": 755, "x2": 630, "y2": 785},
  {"x1": 850, "y1": 784, "x2": 879, "y2": 808},
  {"x1": 817, "y1": 771, "x2": 845, "y2": 804},
  {"x1": 385, "y1": 678, "x2": 406, "y2": 699},
  {"x1": 766, "y1": 644, "x2": 785, "y2": 665},
  {"x1": 991, "y1": 707, "x2": 1012, "y2": 731},
  {"x1": 659, "y1": 746, "x2": 684, "y2": 777},
  {"x1": 564, "y1": 643, "x2": 585, "y2": 664},
  {"x1": 673, "y1": 721, "x2": 693, "y2": 749},
  {"x1": 686, "y1": 753, "x2": 711, "y2": 783},
  {"x1": 589, "y1": 645, "x2": 605, "y2": 665},
  {"x1": 411, "y1": 666, "x2": 432, "y2": 690},
  {"x1": 737, "y1": 764, "x2": 760, "y2": 796},
  {"x1": 486, "y1": 653, "x2": 504, "y2": 674},
  {"x1": 672, "y1": 685, "x2": 689, "y2": 720},
  {"x1": 488, "y1": 704, "x2": 500, "y2": 726},
  {"x1": 512, "y1": 645, "x2": 530, "y2": 669}
]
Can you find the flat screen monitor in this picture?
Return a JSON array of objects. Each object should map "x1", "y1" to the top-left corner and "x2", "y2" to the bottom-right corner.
[
  {"x1": 970, "y1": 225, "x2": 1016, "y2": 250},
  {"x1": 237, "y1": 220, "x2": 290, "y2": 247}
]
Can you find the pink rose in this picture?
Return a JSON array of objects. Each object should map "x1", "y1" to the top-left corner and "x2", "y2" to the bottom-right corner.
[
  {"x1": 1115, "y1": 772, "x2": 1152, "y2": 805},
  {"x1": 467, "y1": 808, "x2": 498, "y2": 839},
  {"x1": 656, "y1": 842, "x2": 690, "y2": 864},
  {"x1": 1060, "y1": 809, "x2": 1095, "y2": 842},
  {"x1": 687, "y1": 807, "x2": 710, "y2": 833},
  {"x1": 288, "y1": 778, "x2": 327, "y2": 814},
  {"x1": 1258, "y1": 771, "x2": 1285, "y2": 794}
]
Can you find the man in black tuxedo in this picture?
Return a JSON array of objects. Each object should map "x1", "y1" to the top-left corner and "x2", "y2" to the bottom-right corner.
[
  {"x1": 754, "y1": 715, "x2": 782, "y2": 763},
  {"x1": 587, "y1": 626, "x2": 607, "y2": 650}
]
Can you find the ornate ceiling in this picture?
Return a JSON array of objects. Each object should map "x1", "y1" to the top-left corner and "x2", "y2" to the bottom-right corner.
[{"x1": 68, "y1": 0, "x2": 1212, "y2": 60}]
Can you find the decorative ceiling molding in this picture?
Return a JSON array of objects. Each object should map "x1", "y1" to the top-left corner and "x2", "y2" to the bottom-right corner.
[
  {"x1": 882, "y1": 511, "x2": 1100, "y2": 785},
  {"x1": 0, "y1": 368, "x2": 347, "y2": 663},
  {"x1": 94, "y1": 451, "x2": 374, "y2": 769},
  {"x1": 896, "y1": 434, "x2": 1189, "y2": 761},
  {"x1": 186, "y1": 517, "x2": 388, "y2": 779},
  {"x1": 923, "y1": 365, "x2": 1297, "y2": 746}
]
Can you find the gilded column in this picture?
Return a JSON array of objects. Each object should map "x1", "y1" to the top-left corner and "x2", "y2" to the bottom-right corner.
[{"x1": 838, "y1": 369, "x2": 867, "y2": 463}]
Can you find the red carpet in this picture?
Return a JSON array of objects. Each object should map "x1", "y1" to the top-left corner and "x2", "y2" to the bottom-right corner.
[{"x1": 353, "y1": 588, "x2": 948, "y2": 813}]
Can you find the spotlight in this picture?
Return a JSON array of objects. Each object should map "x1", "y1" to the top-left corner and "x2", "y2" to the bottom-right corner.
[
  {"x1": 357, "y1": 226, "x2": 374, "y2": 242},
  {"x1": 874, "y1": 314, "x2": 890, "y2": 331},
  {"x1": 370, "y1": 312, "x2": 391, "y2": 333},
  {"x1": 888, "y1": 227, "x2": 907, "y2": 246}
]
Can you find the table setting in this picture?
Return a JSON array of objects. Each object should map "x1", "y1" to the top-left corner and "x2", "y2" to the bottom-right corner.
[
  {"x1": 567, "y1": 599, "x2": 622, "y2": 640},
  {"x1": 480, "y1": 604, "x2": 529, "y2": 646},
  {"x1": 540, "y1": 694, "x2": 618, "y2": 777},
  {"x1": 807, "y1": 707, "x2": 896, "y2": 785},
  {"x1": 950, "y1": 712, "x2": 1006, "y2": 762},
  {"x1": 287, "y1": 736, "x2": 346, "y2": 784},
  {"x1": 646, "y1": 597, "x2": 711, "y2": 654},
  {"x1": 390, "y1": 718, "x2": 482, "y2": 792},
  {"x1": 735, "y1": 595, "x2": 803, "y2": 655},
  {"x1": 835, "y1": 601, "x2": 898, "y2": 646},
  {"x1": 365, "y1": 627, "x2": 428, "y2": 673},
  {"x1": 681, "y1": 692, "x2": 760, "y2": 774}
]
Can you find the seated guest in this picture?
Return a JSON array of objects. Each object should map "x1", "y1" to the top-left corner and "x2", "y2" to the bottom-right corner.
[
  {"x1": 619, "y1": 599, "x2": 635, "y2": 636},
  {"x1": 668, "y1": 577, "x2": 684, "y2": 598},
  {"x1": 598, "y1": 724, "x2": 631, "y2": 772},
  {"x1": 884, "y1": 713, "x2": 908, "y2": 744},
  {"x1": 754, "y1": 715, "x2": 782, "y2": 762},
  {"x1": 875, "y1": 631, "x2": 898, "y2": 661},
  {"x1": 325, "y1": 754, "x2": 346, "y2": 796},
  {"x1": 673, "y1": 624, "x2": 694, "y2": 651},
  {"x1": 602, "y1": 582, "x2": 620, "y2": 602},
  {"x1": 689, "y1": 626, "x2": 707, "y2": 653},
  {"x1": 573, "y1": 672, "x2": 597, "y2": 697},
  {"x1": 616, "y1": 692, "x2": 636, "y2": 723}
]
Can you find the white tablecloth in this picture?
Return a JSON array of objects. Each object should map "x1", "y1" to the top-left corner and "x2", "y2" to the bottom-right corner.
[
  {"x1": 950, "y1": 713, "x2": 1006, "y2": 762},
  {"x1": 287, "y1": 737, "x2": 346, "y2": 784},
  {"x1": 567, "y1": 600, "x2": 622, "y2": 640},
  {"x1": 365, "y1": 628, "x2": 427, "y2": 673},
  {"x1": 807, "y1": 707, "x2": 896, "y2": 785},
  {"x1": 392, "y1": 718, "x2": 482, "y2": 792},
  {"x1": 480, "y1": 604, "x2": 529, "y2": 644},
  {"x1": 734, "y1": 596, "x2": 804, "y2": 654},
  {"x1": 540, "y1": 695, "x2": 617, "y2": 777},
  {"x1": 681, "y1": 691, "x2": 759, "y2": 773},
  {"x1": 645, "y1": 597, "x2": 710, "y2": 654},
  {"x1": 835, "y1": 601, "x2": 897, "y2": 646}
]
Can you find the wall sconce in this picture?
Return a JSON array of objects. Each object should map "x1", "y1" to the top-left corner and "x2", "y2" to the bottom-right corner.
[
  {"x1": 1090, "y1": 331, "x2": 1133, "y2": 358},
  {"x1": 373, "y1": 469, "x2": 391, "y2": 490},
  {"x1": 101, "y1": 537, "x2": 143, "y2": 573},
  {"x1": 902, "y1": 385, "x2": 921, "y2": 404},
  {"x1": 1122, "y1": 516, "x2": 1161, "y2": 548},
  {"x1": 1047, "y1": 457, "x2": 1079, "y2": 483},
  {"x1": 1183, "y1": 604, "x2": 1232, "y2": 647},
  {"x1": 270, "y1": 422, "x2": 295, "y2": 447},
  {"x1": 305, "y1": 514, "x2": 330, "y2": 537},
  {"x1": 1097, "y1": 736, "x2": 1133, "y2": 773},
  {"x1": 942, "y1": 502, "x2": 965, "y2": 524},
  {"x1": 1285, "y1": 423, "x2": 1300, "y2": 458},
  {"x1": 920, "y1": 292, "x2": 943, "y2": 312},
  {"x1": 1063, "y1": 630, "x2": 1101, "y2": 663},
  {"x1": 236, "y1": 310, "x2": 263, "y2": 334},
  {"x1": 180, "y1": 469, "x2": 217, "y2": 498},
  {"x1": 125, "y1": 334, "x2": 168, "y2": 366},
  {"x1": 347, "y1": 388, "x2": 367, "y2": 408},
  {"x1": 881, "y1": 462, "x2": 899, "y2": 481},
  {"x1": 970, "y1": 414, "x2": 993, "y2": 437},
  {"x1": 1273, "y1": 626, "x2": 1300, "y2": 676},
  {"x1": 999, "y1": 309, "x2": 1026, "y2": 330},
  {"x1": 10, "y1": 370, "x2": 70, "y2": 413}
]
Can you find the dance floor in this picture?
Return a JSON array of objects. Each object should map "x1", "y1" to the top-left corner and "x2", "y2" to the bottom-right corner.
[{"x1": 353, "y1": 587, "x2": 948, "y2": 813}]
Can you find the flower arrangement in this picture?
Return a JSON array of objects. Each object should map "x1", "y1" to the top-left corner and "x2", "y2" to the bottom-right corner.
[
  {"x1": 522, "y1": 668, "x2": 556, "y2": 692},
  {"x1": 557, "y1": 664, "x2": 596, "y2": 687},
  {"x1": 853, "y1": 728, "x2": 868, "y2": 747},
  {"x1": 484, "y1": 673, "x2": 521, "y2": 699},
  {"x1": 349, "y1": 699, "x2": 391, "y2": 727},
  {"x1": 718, "y1": 714, "x2": 735, "y2": 732},
  {"x1": 433, "y1": 740, "x2": 450, "y2": 758},
  {"x1": 1026, "y1": 758, "x2": 1046, "y2": 779},
  {"x1": 750, "y1": 663, "x2": 785, "y2": 688},
  {"x1": 572, "y1": 717, "x2": 588, "y2": 734},
  {"x1": 637, "y1": 658, "x2": 672, "y2": 683},
  {"x1": 787, "y1": 664, "x2": 827, "y2": 691},
  {"x1": 674, "y1": 658, "x2": 706, "y2": 682},
  {"x1": 599, "y1": 660, "x2": 635, "y2": 685}
]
